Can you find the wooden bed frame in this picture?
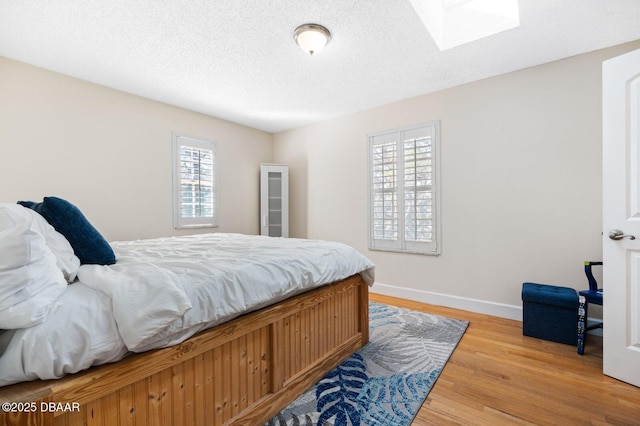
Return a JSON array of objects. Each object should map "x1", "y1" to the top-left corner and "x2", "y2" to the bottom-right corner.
[{"x1": 0, "y1": 274, "x2": 369, "y2": 426}]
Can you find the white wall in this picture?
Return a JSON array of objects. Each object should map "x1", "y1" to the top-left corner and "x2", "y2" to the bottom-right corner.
[
  {"x1": 0, "y1": 57, "x2": 273, "y2": 241},
  {"x1": 4, "y1": 40, "x2": 640, "y2": 318},
  {"x1": 273, "y1": 40, "x2": 640, "y2": 317}
]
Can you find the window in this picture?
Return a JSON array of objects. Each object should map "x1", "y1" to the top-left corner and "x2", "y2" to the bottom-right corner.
[
  {"x1": 368, "y1": 121, "x2": 440, "y2": 255},
  {"x1": 172, "y1": 133, "x2": 217, "y2": 229}
]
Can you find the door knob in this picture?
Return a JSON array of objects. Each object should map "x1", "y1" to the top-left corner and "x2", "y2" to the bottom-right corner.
[{"x1": 609, "y1": 229, "x2": 636, "y2": 240}]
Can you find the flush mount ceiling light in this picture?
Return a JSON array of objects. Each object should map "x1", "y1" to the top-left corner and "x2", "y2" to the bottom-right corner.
[
  {"x1": 409, "y1": 0, "x2": 520, "y2": 51},
  {"x1": 294, "y1": 24, "x2": 331, "y2": 56}
]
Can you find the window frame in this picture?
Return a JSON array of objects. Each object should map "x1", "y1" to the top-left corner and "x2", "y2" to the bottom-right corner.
[
  {"x1": 367, "y1": 121, "x2": 441, "y2": 255},
  {"x1": 172, "y1": 132, "x2": 218, "y2": 229}
]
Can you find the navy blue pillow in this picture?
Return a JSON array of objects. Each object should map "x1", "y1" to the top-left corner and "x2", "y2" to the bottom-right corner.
[{"x1": 18, "y1": 197, "x2": 116, "y2": 265}]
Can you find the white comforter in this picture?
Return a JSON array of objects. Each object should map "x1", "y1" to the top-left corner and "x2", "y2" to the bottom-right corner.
[{"x1": 0, "y1": 233, "x2": 374, "y2": 386}]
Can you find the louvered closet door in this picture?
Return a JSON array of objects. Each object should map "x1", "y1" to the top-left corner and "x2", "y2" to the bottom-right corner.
[{"x1": 260, "y1": 164, "x2": 289, "y2": 237}]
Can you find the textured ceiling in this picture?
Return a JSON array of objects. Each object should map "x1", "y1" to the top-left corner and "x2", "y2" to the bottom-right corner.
[{"x1": 1, "y1": 0, "x2": 639, "y2": 133}]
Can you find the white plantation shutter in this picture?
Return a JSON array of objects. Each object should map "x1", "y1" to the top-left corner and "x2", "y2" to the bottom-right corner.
[
  {"x1": 370, "y1": 132, "x2": 399, "y2": 249},
  {"x1": 368, "y1": 122, "x2": 440, "y2": 255},
  {"x1": 172, "y1": 133, "x2": 218, "y2": 228}
]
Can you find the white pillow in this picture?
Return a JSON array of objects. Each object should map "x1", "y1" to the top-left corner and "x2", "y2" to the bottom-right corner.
[
  {"x1": 0, "y1": 203, "x2": 80, "y2": 282},
  {"x1": 0, "y1": 205, "x2": 68, "y2": 329}
]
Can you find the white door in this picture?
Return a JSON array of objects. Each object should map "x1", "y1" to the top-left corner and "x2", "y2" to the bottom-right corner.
[{"x1": 603, "y1": 47, "x2": 640, "y2": 387}]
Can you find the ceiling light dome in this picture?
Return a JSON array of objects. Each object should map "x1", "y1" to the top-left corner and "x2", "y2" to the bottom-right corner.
[{"x1": 294, "y1": 24, "x2": 331, "y2": 56}]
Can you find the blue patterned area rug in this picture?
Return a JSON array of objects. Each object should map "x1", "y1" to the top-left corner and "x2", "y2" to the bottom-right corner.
[{"x1": 266, "y1": 302, "x2": 469, "y2": 426}]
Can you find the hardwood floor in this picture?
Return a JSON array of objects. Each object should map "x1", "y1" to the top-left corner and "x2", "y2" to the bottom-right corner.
[{"x1": 369, "y1": 293, "x2": 640, "y2": 426}]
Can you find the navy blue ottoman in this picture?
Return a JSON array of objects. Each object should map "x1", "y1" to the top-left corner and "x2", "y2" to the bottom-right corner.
[{"x1": 522, "y1": 283, "x2": 579, "y2": 345}]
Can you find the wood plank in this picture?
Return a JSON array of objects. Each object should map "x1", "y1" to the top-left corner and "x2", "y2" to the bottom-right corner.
[
  {"x1": 159, "y1": 367, "x2": 173, "y2": 426},
  {"x1": 171, "y1": 364, "x2": 184, "y2": 426},
  {"x1": 100, "y1": 391, "x2": 118, "y2": 426},
  {"x1": 212, "y1": 346, "x2": 223, "y2": 425},
  {"x1": 328, "y1": 295, "x2": 335, "y2": 349},
  {"x1": 310, "y1": 304, "x2": 317, "y2": 363},
  {"x1": 301, "y1": 309, "x2": 309, "y2": 373},
  {"x1": 203, "y1": 351, "x2": 215, "y2": 424},
  {"x1": 261, "y1": 325, "x2": 272, "y2": 397},
  {"x1": 229, "y1": 338, "x2": 240, "y2": 418},
  {"x1": 132, "y1": 380, "x2": 148, "y2": 425},
  {"x1": 369, "y1": 293, "x2": 640, "y2": 426},
  {"x1": 221, "y1": 342, "x2": 232, "y2": 422},
  {"x1": 147, "y1": 371, "x2": 163, "y2": 425},
  {"x1": 245, "y1": 333, "x2": 255, "y2": 410},
  {"x1": 117, "y1": 384, "x2": 134, "y2": 426},
  {"x1": 193, "y1": 354, "x2": 205, "y2": 425},
  {"x1": 82, "y1": 398, "x2": 98, "y2": 426},
  {"x1": 359, "y1": 282, "x2": 369, "y2": 344},
  {"x1": 318, "y1": 300, "x2": 326, "y2": 359},
  {"x1": 292, "y1": 312, "x2": 301, "y2": 375},
  {"x1": 238, "y1": 335, "x2": 248, "y2": 413}
]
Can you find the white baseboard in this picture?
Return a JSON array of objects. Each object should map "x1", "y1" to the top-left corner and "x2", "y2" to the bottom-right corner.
[
  {"x1": 370, "y1": 281, "x2": 523, "y2": 321},
  {"x1": 370, "y1": 282, "x2": 605, "y2": 336}
]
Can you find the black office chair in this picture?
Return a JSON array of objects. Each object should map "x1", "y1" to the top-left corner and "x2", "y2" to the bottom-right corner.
[{"x1": 577, "y1": 261, "x2": 603, "y2": 355}]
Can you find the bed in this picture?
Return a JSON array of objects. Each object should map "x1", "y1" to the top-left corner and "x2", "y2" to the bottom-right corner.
[{"x1": 0, "y1": 199, "x2": 374, "y2": 425}]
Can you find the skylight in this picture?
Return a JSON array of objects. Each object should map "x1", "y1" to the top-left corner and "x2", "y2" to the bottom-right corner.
[{"x1": 409, "y1": 0, "x2": 520, "y2": 51}]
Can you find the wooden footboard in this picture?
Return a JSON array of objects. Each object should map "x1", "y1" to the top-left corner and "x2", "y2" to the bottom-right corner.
[{"x1": 0, "y1": 274, "x2": 369, "y2": 426}]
